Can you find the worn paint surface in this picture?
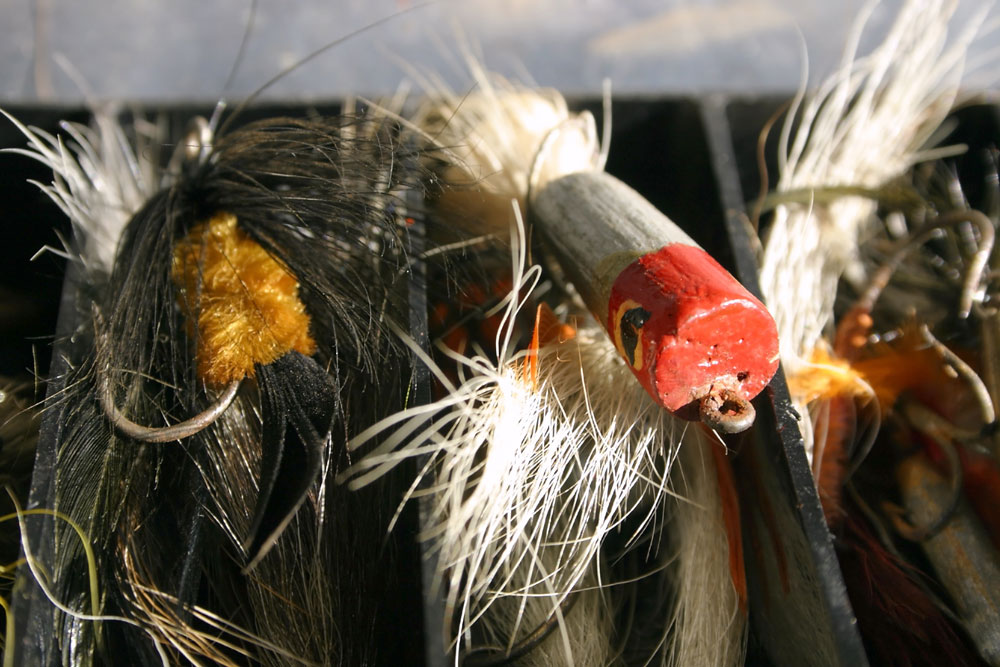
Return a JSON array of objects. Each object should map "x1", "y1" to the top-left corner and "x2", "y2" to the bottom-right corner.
[{"x1": 608, "y1": 243, "x2": 779, "y2": 415}]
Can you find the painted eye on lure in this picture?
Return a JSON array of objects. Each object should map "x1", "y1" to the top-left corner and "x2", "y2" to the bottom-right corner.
[
  {"x1": 533, "y1": 172, "x2": 779, "y2": 433},
  {"x1": 613, "y1": 300, "x2": 650, "y2": 369}
]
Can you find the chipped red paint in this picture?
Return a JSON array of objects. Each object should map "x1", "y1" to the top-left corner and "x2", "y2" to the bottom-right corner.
[{"x1": 607, "y1": 243, "x2": 779, "y2": 417}]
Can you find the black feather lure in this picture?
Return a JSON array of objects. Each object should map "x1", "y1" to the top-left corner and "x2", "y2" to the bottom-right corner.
[{"x1": 10, "y1": 110, "x2": 433, "y2": 665}]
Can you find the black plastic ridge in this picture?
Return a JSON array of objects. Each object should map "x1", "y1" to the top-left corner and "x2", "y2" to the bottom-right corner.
[
  {"x1": 699, "y1": 94, "x2": 870, "y2": 667},
  {"x1": 405, "y1": 189, "x2": 449, "y2": 667},
  {"x1": 10, "y1": 254, "x2": 84, "y2": 666}
]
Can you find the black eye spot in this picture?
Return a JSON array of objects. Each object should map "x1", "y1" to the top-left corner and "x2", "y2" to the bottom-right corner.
[
  {"x1": 620, "y1": 307, "x2": 651, "y2": 366},
  {"x1": 737, "y1": 371, "x2": 749, "y2": 382}
]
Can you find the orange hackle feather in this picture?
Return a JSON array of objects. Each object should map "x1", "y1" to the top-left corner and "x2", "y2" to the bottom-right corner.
[
  {"x1": 522, "y1": 306, "x2": 541, "y2": 390},
  {"x1": 786, "y1": 346, "x2": 865, "y2": 406},
  {"x1": 521, "y1": 302, "x2": 576, "y2": 389},
  {"x1": 706, "y1": 433, "x2": 748, "y2": 613},
  {"x1": 790, "y1": 323, "x2": 976, "y2": 526},
  {"x1": 814, "y1": 395, "x2": 857, "y2": 526},
  {"x1": 853, "y1": 336, "x2": 971, "y2": 419},
  {"x1": 786, "y1": 346, "x2": 866, "y2": 524},
  {"x1": 534, "y1": 301, "x2": 576, "y2": 346},
  {"x1": 172, "y1": 212, "x2": 316, "y2": 387},
  {"x1": 794, "y1": 324, "x2": 990, "y2": 664}
]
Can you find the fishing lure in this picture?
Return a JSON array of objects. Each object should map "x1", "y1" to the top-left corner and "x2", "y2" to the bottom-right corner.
[
  {"x1": 757, "y1": 0, "x2": 987, "y2": 457},
  {"x1": 347, "y1": 218, "x2": 685, "y2": 664},
  {"x1": 343, "y1": 64, "x2": 750, "y2": 664},
  {"x1": 759, "y1": 1, "x2": 1000, "y2": 663},
  {"x1": 418, "y1": 71, "x2": 779, "y2": 433},
  {"x1": 533, "y1": 173, "x2": 778, "y2": 432},
  {"x1": 7, "y1": 104, "x2": 432, "y2": 664}
]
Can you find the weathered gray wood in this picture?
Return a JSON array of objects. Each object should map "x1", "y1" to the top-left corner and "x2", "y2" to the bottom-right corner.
[
  {"x1": 900, "y1": 455, "x2": 1000, "y2": 666},
  {"x1": 531, "y1": 170, "x2": 698, "y2": 326}
]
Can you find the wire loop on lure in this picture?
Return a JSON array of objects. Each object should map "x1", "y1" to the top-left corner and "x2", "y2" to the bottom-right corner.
[
  {"x1": 98, "y1": 373, "x2": 241, "y2": 443},
  {"x1": 698, "y1": 385, "x2": 757, "y2": 434}
]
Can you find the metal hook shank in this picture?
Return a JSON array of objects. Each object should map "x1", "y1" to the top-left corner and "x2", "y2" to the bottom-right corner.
[{"x1": 99, "y1": 375, "x2": 241, "y2": 443}]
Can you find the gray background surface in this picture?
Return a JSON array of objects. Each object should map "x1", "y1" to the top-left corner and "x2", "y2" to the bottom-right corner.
[{"x1": 1, "y1": 0, "x2": 997, "y2": 105}]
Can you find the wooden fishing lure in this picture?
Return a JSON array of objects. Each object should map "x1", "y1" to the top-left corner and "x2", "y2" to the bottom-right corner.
[
  {"x1": 343, "y1": 72, "x2": 754, "y2": 664},
  {"x1": 533, "y1": 172, "x2": 779, "y2": 432},
  {"x1": 415, "y1": 76, "x2": 778, "y2": 433}
]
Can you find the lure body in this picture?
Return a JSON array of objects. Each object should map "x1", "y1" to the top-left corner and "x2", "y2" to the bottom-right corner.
[
  {"x1": 532, "y1": 171, "x2": 779, "y2": 431},
  {"x1": 172, "y1": 211, "x2": 317, "y2": 387}
]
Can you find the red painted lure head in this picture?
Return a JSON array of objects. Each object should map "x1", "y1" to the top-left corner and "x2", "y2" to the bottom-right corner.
[{"x1": 607, "y1": 243, "x2": 779, "y2": 428}]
